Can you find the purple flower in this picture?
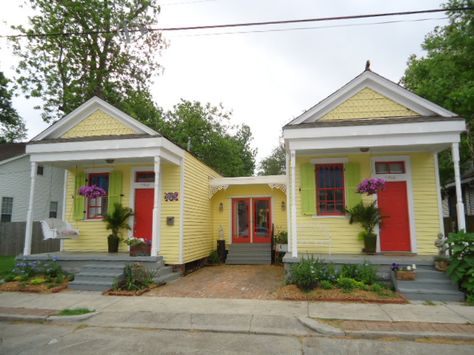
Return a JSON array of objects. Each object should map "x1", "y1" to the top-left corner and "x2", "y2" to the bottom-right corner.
[
  {"x1": 391, "y1": 263, "x2": 400, "y2": 271},
  {"x1": 79, "y1": 185, "x2": 107, "y2": 198},
  {"x1": 357, "y1": 178, "x2": 385, "y2": 195}
]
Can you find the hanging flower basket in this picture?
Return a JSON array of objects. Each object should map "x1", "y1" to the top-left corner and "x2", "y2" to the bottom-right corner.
[
  {"x1": 357, "y1": 178, "x2": 385, "y2": 195},
  {"x1": 79, "y1": 185, "x2": 107, "y2": 199}
]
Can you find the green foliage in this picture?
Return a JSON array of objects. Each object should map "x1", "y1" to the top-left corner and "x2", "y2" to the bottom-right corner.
[
  {"x1": 6, "y1": 259, "x2": 69, "y2": 285},
  {"x1": 346, "y1": 201, "x2": 382, "y2": 235},
  {"x1": 447, "y1": 231, "x2": 474, "y2": 297},
  {"x1": 10, "y1": 0, "x2": 165, "y2": 123},
  {"x1": 0, "y1": 72, "x2": 27, "y2": 143},
  {"x1": 274, "y1": 230, "x2": 288, "y2": 244},
  {"x1": 337, "y1": 277, "x2": 357, "y2": 293},
  {"x1": 290, "y1": 257, "x2": 325, "y2": 291},
  {"x1": 402, "y1": 1, "x2": 474, "y2": 186},
  {"x1": 153, "y1": 100, "x2": 256, "y2": 176},
  {"x1": 340, "y1": 262, "x2": 378, "y2": 285},
  {"x1": 103, "y1": 203, "x2": 133, "y2": 238},
  {"x1": 207, "y1": 250, "x2": 221, "y2": 265},
  {"x1": 0, "y1": 256, "x2": 16, "y2": 277},
  {"x1": 113, "y1": 263, "x2": 156, "y2": 291},
  {"x1": 320, "y1": 280, "x2": 333, "y2": 290},
  {"x1": 258, "y1": 144, "x2": 286, "y2": 176},
  {"x1": 30, "y1": 277, "x2": 47, "y2": 285},
  {"x1": 58, "y1": 308, "x2": 94, "y2": 316}
]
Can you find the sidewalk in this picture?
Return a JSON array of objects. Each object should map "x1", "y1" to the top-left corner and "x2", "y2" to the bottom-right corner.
[{"x1": 0, "y1": 291, "x2": 473, "y2": 339}]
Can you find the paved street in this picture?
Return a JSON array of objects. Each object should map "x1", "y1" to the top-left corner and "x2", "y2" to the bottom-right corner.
[{"x1": 1, "y1": 321, "x2": 473, "y2": 355}]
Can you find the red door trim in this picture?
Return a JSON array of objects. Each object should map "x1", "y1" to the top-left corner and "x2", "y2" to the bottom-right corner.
[
  {"x1": 253, "y1": 197, "x2": 272, "y2": 243},
  {"x1": 232, "y1": 198, "x2": 251, "y2": 244}
]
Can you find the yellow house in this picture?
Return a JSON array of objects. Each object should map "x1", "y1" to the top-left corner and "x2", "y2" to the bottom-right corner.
[{"x1": 21, "y1": 69, "x2": 466, "y2": 274}]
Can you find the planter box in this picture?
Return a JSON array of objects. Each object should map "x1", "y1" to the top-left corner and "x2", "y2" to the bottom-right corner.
[
  {"x1": 129, "y1": 244, "x2": 151, "y2": 256},
  {"x1": 275, "y1": 244, "x2": 288, "y2": 252},
  {"x1": 396, "y1": 270, "x2": 416, "y2": 281}
]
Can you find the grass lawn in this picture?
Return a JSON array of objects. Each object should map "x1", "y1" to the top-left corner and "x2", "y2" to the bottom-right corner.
[{"x1": 0, "y1": 256, "x2": 16, "y2": 276}]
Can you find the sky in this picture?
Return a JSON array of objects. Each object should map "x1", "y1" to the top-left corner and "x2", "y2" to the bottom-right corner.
[{"x1": 0, "y1": 0, "x2": 449, "y2": 166}]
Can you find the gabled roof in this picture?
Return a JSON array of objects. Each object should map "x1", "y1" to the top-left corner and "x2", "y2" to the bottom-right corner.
[
  {"x1": 0, "y1": 143, "x2": 26, "y2": 165},
  {"x1": 286, "y1": 70, "x2": 457, "y2": 127},
  {"x1": 32, "y1": 96, "x2": 159, "y2": 141}
]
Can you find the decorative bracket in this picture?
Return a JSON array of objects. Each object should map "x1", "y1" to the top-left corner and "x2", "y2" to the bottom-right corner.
[
  {"x1": 209, "y1": 184, "x2": 229, "y2": 199},
  {"x1": 268, "y1": 183, "x2": 287, "y2": 193}
]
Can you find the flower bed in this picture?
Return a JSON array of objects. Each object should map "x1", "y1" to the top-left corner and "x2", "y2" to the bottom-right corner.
[
  {"x1": 104, "y1": 263, "x2": 157, "y2": 296},
  {"x1": 0, "y1": 280, "x2": 68, "y2": 293}
]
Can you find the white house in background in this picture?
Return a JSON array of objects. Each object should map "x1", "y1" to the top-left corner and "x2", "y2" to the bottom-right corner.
[{"x1": 0, "y1": 143, "x2": 65, "y2": 223}]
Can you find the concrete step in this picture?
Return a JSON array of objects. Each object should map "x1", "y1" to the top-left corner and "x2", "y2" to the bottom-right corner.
[
  {"x1": 399, "y1": 289, "x2": 465, "y2": 302},
  {"x1": 398, "y1": 280, "x2": 460, "y2": 292},
  {"x1": 69, "y1": 280, "x2": 113, "y2": 292},
  {"x1": 226, "y1": 259, "x2": 271, "y2": 265},
  {"x1": 73, "y1": 271, "x2": 123, "y2": 283},
  {"x1": 155, "y1": 272, "x2": 181, "y2": 285},
  {"x1": 229, "y1": 245, "x2": 271, "y2": 250},
  {"x1": 81, "y1": 263, "x2": 126, "y2": 271}
]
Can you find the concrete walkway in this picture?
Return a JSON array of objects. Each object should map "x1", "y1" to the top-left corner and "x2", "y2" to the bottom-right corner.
[{"x1": 0, "y1": 291, "x2": 473, "y2": 339}]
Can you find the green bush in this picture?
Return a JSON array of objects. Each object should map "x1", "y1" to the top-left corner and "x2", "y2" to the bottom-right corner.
[
  {"x1": 207, "y1": 250, "x2": 221, "y2": 265},
  {"x1": 447, "y1": 231, "x2": 474, "y2": 298},
  {"x1": 274, "y1": 231, "x2": 288, "y2": 244},
  {"x1": 113, "y1": 263, "x2": 156, "y2": 291},
  {"x1": 340, "y1": 262, "x2": 377, "y2": 285},
  {"x1": 290, "y1": 257, "x2": 325, "y2": 291},
  {"x1": 337, "y1": 277, "x2": 357, "y2": 292},
  {"x1": 320, "y1": 280, "x2": 333, "y2": 290}
]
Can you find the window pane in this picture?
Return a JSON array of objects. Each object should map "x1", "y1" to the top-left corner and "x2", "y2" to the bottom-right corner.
[
  {"x1": 136, "y1": 172, "x2": 155, "y2": 183},
  {"x1": 375, "y1": 163, "x2": 388, "y2": 174},
  {"x1": 1, "y1": 197, "x2": 13, "y2": 221},
  {"x1": 389, "y1": 162, "x2": 404, "y2": 174},
  {"x1": 316, "y1": 164, "x2": 345, "y2": 215},
  {"x1": 49, "y1": 201, "x2": 58, "y2": 219}
]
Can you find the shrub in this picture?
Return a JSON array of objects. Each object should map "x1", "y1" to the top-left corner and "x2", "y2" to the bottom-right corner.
[
  {"x1": 340, "y1": 262, "x2": 377, "y2": 285},
  {"x1": 7, "y1": 259, "x2": 69, "y2": 285},
  {"x1": 290, "y1": 257, "x2": 325, "y2": 291},
  {"x1": 340, "y1": 264, "x2": 359, "y2": 279},
  {"x1": 337, "y1": 277, "x2": 357, "y2": 293},
  {"x1": 447, "y1": 231, "x2": 474, "y2": 298},
  {"x1": 319, "y1": 263, "x2": 339, "y2": 284},
  {"x1": 113, "y1": 263, "x2": 156, "y2": 291},
  {"x1": 320, "y1": 280, "x2": 333, "y2": 290},
  {"x1": 207, "y1": 250, "x2": 221, "y2": 265},
  {"x1": 30, "y1": 277, "x2": 47, "y2": 285},
  {"x1": 274, "y1": 231, "x2": 288, "y2": 244},
  {"x1": 371, "y1": 283, "x2": 383, "y2": 293}
]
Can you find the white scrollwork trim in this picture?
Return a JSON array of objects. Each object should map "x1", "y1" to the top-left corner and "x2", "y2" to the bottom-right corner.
[
  {"x1": 268, "y1": 183, "x2": 287, "y2": 193},
  {"x1": 209, "y1": 184, "x2": 229, "y2": 199}
]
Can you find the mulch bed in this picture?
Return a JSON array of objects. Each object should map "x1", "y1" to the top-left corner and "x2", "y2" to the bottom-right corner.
[
  {"x1": 275, "y1": 284, "x2": 408, "y2": 304},
  {"x1": 0, "y1": 281, "x2": 68, "y2": 294},
  {"x1": 103, "y1": 283, "x2": 161, "y2": 296}
]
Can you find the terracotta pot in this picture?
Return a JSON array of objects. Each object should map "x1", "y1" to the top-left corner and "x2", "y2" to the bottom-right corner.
[
  {"x1": 396, "y1": 270, "x2": 416, "y2": 281},
  {"x1": 130, "y1": 244, "x2": 151, "y2": 256},
  {"x1": 434, "y1": 260, "x2": 449, "y2": 272}
]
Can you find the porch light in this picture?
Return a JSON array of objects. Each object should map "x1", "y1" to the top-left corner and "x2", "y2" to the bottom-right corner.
[
  {"x1": 105, "y1": 159, "x2": 115, "y2": 164},
  {"x1": 281, "y1": 201, "x2": 286, "y2": 211},
  {"x1": 219, "y1": 202, "x2": 224, "y2": 212},
  {"x1": 359, "y1": 147, "x2": 370, "y2": 153}
]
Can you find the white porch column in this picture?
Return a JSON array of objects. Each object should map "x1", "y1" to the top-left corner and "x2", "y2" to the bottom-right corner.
[
  {"x1": 151, "y1": 156, "x2": 161, "y2": 256},
  {"x1": 23, "y1": 161, "x2": 37, "y2": 256},
  {"x1": 451, "y1": 143, "x2": 466, "y2": 231},
  {"x1": 290, "y1": 150, "x2": 298, "y2": 258},
  {"x1": 286, "y1": 150, "x2": 292, "y2": 253}
]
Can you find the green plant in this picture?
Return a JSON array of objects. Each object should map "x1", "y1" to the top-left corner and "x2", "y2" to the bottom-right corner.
[
  {"x1": 274, "y1": 231, "x2": 288, "y2": 244},
  {"x1": 320, "y1": 280, "x2": 333, "y2": 290},
  {"x1": 58, "y1": 308, "x2": 94, "y2": 316},
  {"x1": 30, "y1": 277, "x2": 47, "y2": 285},
  {"x1": 290, "y1": 257, "x2": 325, "y2": 291},
  {"x1": 207, "y1": 250, "x2": 221, "y2": 265},
  {"x1": 103, "y1": 203, "x2": 134, "y2": 240},
  {"x1": 113, "y1": 263, "x2": 156, "y2": 291},
  {"x1": 447, "y1": 231, "x2": 474, "y2": 298},
  {"x1": 371, "y1": 283, "x2": 383, "y2": 293},
  {"x1": 0, "y1": 256, "x2": 15, "y2": 276},
  {"x1": 337, "y1": 277, "x2": 357, "y2": 293},
  {"x1": 346, "y1": 201, "x2": 382, "y2": 235},
  {"x1": 340, "y1": 262, "x2": 377, "y2": 285}
]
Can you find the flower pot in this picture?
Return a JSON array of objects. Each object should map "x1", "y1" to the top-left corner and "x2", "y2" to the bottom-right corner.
[
  {"x1": 130, "y1": 244, "x2": 151, "y2": 256},
  {"x1": 107, "y1": 235, "x2": 120, "y2": 253},
  {"x1": 396, "y1": 270, "x2": 416, "y2": 281},
  {"x1": 362, "y1": 234, "x2": 376, "y2": 254},
  {"x1": 434, "y1": 260, "x2": 449, "y2": 272}
]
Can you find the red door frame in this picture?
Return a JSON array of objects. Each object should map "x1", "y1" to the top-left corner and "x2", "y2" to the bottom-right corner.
[
  {"x1": 231, "y1": 198, "x2": 251, "y2": 244},
  {"x1": 253, "y1": 197, "x2": 272, "y2": 243},
  {"x1": 378, "y1": 181, "x2": 411, "y2": 252},
  {"x1": 133, "y1": 188, "x2": 154, "y2": 242}
]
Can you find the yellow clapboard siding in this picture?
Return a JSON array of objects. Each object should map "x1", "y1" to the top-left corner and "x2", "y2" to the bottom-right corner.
[
  {"x1": 183, "y1": 153, "x2": 221, "y2": 263},
  {"x1": 61, "y1": 109, "x2": 136, "y2": 138},
  {"x1": 320, "y1": 88, "x2": 420, "y2": 121},
  {"x1": 211, "y1": 185, "x2": 287, "y2": 245}
]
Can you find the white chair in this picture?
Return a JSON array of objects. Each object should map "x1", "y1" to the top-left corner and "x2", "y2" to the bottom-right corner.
[{"x1": 40, "y1": 218, "x2": 80, "y2": 240}]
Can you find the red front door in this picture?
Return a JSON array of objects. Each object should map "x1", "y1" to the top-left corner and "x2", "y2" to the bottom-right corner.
[
  {"x1": 134, "y1": 188, "x2": 154, "y2": 242},
  {"x1": 378, "y1": 181, "x2": 411, "y2": 252},
  {"x1": 232, "y1": 198, "x2": 272, "y2": 244},
  {"x1": 232, "y1": 198, "x2": 251, "y2": 243},
  {"x1": 253, "y1": 198, "x2": 272, "y2": 243}
]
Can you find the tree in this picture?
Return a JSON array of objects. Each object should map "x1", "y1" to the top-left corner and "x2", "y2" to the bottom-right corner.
[
  {"x1": 258, "y1": 144, "x2": 286, "y2": 175},
  {"x1": 154, "y1": 100, "x2": 256, "y2": 177},
  {"x1": 0, "y1": 72, "x2": 27, "y2": 143},
  {"x1": 402, "y1": 0, "x2": 474, "y2": 186},
  {"x1": 10, "y1": 0, "x2": 166, "y2": 122}
]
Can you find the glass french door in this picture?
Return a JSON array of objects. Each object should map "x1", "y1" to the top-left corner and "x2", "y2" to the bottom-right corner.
[{"x1": 232, "y1": 198, "x2": 272, "y2": 244}]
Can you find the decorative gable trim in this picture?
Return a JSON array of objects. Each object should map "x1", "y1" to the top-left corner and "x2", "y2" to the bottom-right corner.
[
  {"x1": 32, "y1": 96, "x2": 158, "y2": 141},
  {"x1": 288, "y1": 71, "x2": 457, "y2": 125}
]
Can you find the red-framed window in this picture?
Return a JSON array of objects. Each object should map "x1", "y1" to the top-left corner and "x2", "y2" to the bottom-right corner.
[
  {"x1": 375, "y1": 161, "x2": 405, "y2": 174},
  {"x1": 316, "y1": 164, "x2": 345, "y2": 216},
  {"x1": 135, "y1": 171, "x2": 155, "y2": 183},
  {"x1": 87, "y1": 173, "x2": 109, "y2": 219}
]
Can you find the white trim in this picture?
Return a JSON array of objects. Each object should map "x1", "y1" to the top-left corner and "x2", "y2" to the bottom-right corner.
[
  {"x1": 434, "y1": 153, "x2": 445, "y2": 236},
  {"x1": 179, "y1": 157, "x2": 185, "y2": 264},
  {"x1": 286, "y1": 150, "x2": 291, "y2": 253},
  {"x1": 32, "y1": 96, "x2": 158, "y2": 141},
  {"x1": 290, "y1": 150, "x2": 298, "y2": 257},
  {"x1": 0, "y1": 153, "x2": 27, "y2": 167},
  {"x1": 452, "y1": 143, "x2": 466, "y2": 231},
  {"x1": 23, "y1": 161, "x2": 37, "y2": 256},
  {"x1": 151, "y1": 157, "x2": 161, "y2": 256},
  {"x1": 310, "y1": 158, "x2": 348, "y2": 164},
  {"x1": 60, "y1": 170, "x2": 68, "y2": 252},
  {"x1": 288, "y1": 71, "x2": 457, "y2": 125},
  {"x1": 84, "y1": 167, "x2": 113, "y2": 174},
  {"x1": 210, "y1": 175, "x2": 286, "y2": 187},
  {"x1": 371, "y1": 156, "x2": 417, "y2": 253}
]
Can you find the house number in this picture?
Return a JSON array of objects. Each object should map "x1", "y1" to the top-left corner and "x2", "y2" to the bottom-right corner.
[{"x1": 164, "y1": 192, "x2": 179, "y2": 201}]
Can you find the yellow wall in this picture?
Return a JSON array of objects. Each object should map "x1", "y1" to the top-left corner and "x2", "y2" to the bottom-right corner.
[
  {"x1": 293, "y1": 152, "x2": 440, "y2": 255},
  {"x1": 183, "y1": 152, "x2": 221, "y2": 263},
  {"x1": 320, "y1": 88, "x2": 419, "y2": 121},
  {"x1": 61, "y1": 110, "x2": 136, "y2": 138},
  {"x1": 211, "y1": 185, "x2": 287, "y2": 246}
]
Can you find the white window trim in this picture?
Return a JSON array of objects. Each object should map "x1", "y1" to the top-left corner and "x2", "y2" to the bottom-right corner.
[
  {"x1": 371, "y1": 155, "x2": 417, "y2": 253},
  {"x1": 311, "y1": 158, "x2": 348, "y2": 165}
]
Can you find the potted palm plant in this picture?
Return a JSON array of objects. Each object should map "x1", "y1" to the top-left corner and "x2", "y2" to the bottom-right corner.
[
  {"x1": 103, "y1": 203, "x2": 134, "y2": 253},
  {"x1": 346, "y1": 201, "x2": 382, "y2": 254}
]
